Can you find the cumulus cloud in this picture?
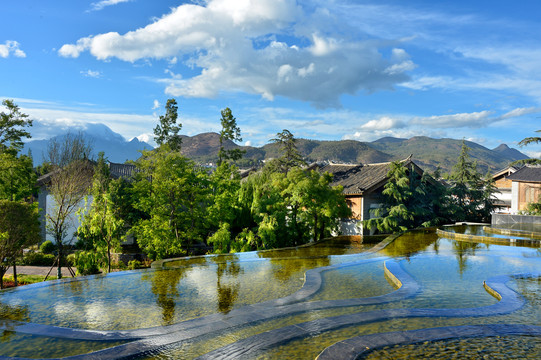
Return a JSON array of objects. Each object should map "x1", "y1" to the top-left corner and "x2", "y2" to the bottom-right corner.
[
  {"x1": 0, "y1": 40, "x2": 26, "y2": 58},
  {"x1": 89, "y1": 0, "x2": 131, "y2": 12},
  {"x1": 59, "y1": 0, "x2": 414, "y2": 107},
  {"x1": 152, "y1": 99, "x2": 160, "y2": 110},
  {"x1": 360, "y1": 116, "x2": 406, "y2": 130}
]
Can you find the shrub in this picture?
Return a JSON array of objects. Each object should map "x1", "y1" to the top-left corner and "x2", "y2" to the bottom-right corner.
[
  {"x1": 39, "y1": 240, "x2": 56, "y2": 254},
  {"x1": 20, "y1": 251, "x2": 55, "y2": 266},
  {"x1": 72, "y1": 251, "x2": 101, "y2": 276},
  {"x1": 127, "y1": 259, "x2": 142, "y2": 270}
]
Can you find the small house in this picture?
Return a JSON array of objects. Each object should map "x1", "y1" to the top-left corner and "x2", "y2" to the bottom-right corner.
[{"x1": 507, "y1": 165, "x2": 541, "y2": 213}]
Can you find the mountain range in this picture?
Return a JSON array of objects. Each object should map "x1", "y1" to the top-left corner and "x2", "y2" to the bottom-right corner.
[
  {"x1": 22, "y1": 124, "x2": 529, "y2": 174},
  {"x1": 23, "y1": 123, "x2": 153, "y2": 166}
]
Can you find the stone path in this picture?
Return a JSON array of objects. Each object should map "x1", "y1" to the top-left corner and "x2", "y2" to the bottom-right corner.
[{"x1": 4, "y1": 266, "x2": 73, "y2": 277}]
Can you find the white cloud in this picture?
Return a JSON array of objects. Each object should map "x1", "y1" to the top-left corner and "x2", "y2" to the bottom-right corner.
[
  {"x1": 361, "y1": 116, "x2": 406, "y2": 131},
  {"x1": 80, "y1": 69, "x2": 102, "y2": 78},
  {"x1": 499, "y1": 107, "x2": 541, "y2": 120},
  {"x1": 152, "y1": 99, "x2": 160, "y2": 110},
  {"x1": 410, "y1": 111, "x2": 493, "y2": 128},
  {"x1": 0, "y1": 40, "x2": 26, "y2": 58},
  {"x1": 59, "y1": 0, "x2": 414, "y2": 107},
  {"x1": 89, "y1": 0, "x2": 131, "y2": 12}
]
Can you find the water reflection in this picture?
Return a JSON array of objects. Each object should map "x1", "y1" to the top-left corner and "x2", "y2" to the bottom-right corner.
[
  {"x1": 451, "y1": 240, "x2": 486, "y2": 275},
  {"x1": 142, "y1": 268, "x2": 190, "y2": 325},
  {"x1": 0, "y1": 302, "x2": 29, "y2": 342},
  {"x1": 380, "y1": 229, "x2": 440, "y2": 259},
  {"x1": 211, "y1": 255, "x2": 242, "y2": 314}
]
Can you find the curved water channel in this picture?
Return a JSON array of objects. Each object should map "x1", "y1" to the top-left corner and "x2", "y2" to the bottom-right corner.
[{"x1": 0, "y1": 228, "x2": 540, "y2": 359}]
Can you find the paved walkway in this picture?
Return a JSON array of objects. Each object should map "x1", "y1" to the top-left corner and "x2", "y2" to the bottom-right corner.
[{"x1": 4, "y1": 266, "x2": 74, "y2": 277}]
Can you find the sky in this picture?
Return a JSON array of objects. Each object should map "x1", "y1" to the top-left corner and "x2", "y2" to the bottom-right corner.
[{"x1": 1, "y1": 0, "x2": 541, "y2": 157}]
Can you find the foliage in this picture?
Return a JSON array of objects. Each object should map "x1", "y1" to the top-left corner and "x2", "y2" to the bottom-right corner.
[
  {"x1": 39, "y1": 240, "x2": 56, "y2": 254},
  {"x1": 218, "y1": 107, "x2": 245, "y2": 165},
  {"x1": 131, "y1": 146, "x2": 211, "y2": 260},
  {"x1": 0, "y1": 99, "x2": 33, "y2": 154},
  {"x1": 208, "y1": 166, "x2": 351, "y2": 253},
  {"x1": 448, "y1": 140, "x2": 497, "y2": 223},
  {"x1": 71, "y1": 251, "x2": 101, "y2": 276},
  {"x1": 127, "y1": 259, "x2": 143, "y2": 270},
  {"x1": 19, "y1": 251, "x2": 55, "y2": 266},
  {"x1": 0, "y1": 152, "x2": 36, "y2": 201},
  {"x1": 518, "y1": 129, "x2": 541, "y2": 148},
  {"x1": 0, "y1": 200, "x2": 41, "y2": 289},
  {"x1": 270, "y1": 129, "x2": 306, "y2": 174},
  {"x1": 154, "y1": 98, "x2": 182, "y2": 151},
  {"x1": 364, "y1": 161, "x2": 443, "y2": 234},
  {"x1": 77, "y1": 153, "x2": 125, "y2": 273}
]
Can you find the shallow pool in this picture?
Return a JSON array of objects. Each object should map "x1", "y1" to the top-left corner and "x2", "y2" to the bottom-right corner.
[{"x1": 0, "y1": 230, "x2": 539, "y2": 359}]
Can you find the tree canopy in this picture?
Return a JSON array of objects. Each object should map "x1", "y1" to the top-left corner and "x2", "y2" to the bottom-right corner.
[
  {"x1": 154, "y1": 99, "x2": 182, "y2": 151},
  {"x1": 0, "y1": 99, "x2": 33, "y2": 155}
]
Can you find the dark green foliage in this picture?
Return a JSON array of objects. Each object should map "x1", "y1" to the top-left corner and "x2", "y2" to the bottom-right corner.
[
  {"x1": 154, "y1": 99, "x2": 182, "y2": 151},
  {"x1": 0, "y1": 99, "x2": 33, "y2": 154},
  {"x1": 364, "y1": 161, "x2": 444, "y2": 234},
  {"x1": 218, "y1": 107, "x2": 245, "y2": 165},
  {"x1": 39, "y1": 240, "x2": 56, "y2": 254},
  {"x1": 20, "y1": 251, "x2": 55, "y2": 266},
  {"x1": 270, "y1": 129, "x2": 306, "y2": 174},
  {"x1": 447, "y1": 140, "x2": 497, "y2": 223},
  {"x1": 0, "y1": 200, "x2": 41, "y2": 288}
]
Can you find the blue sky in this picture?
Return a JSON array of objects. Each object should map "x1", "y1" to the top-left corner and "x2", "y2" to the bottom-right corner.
[{"x1": 1, "y1": 0, "x2": 540, "y2": 157}]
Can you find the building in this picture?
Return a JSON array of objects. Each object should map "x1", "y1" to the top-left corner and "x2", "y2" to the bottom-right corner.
[
  {"x1": 507, "y1": 165, "x2": 541, "y2": 213},
  {"x1": 318, "y1": 157, "x2": 429, "y2": 235},
  {"x1": 491, "y1": 166, "x2": 520, "y2": 212}
]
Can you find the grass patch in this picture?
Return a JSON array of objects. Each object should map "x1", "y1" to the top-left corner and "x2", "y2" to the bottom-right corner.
[{"x1": 2, "y1": 274, "x2": 60, "y2": 288}]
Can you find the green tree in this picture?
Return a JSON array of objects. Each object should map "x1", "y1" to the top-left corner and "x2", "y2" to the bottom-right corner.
[
  {"x1": 217, "y1": 107, "x2": 245, "y2": 165},
  {"x1": 0, "y1": 200, "x2": 41, "y2": 289},
  {"x1": 0, "y1": 152, "x2": 36, "y2": 201},
  {"x1": 77, "y1": 153, "x2": 125, "y2": 273},
  {"x1": 364, "y1": 161, "x2": 443, "y2": 234},
  {"x1": 0, "y1": 100, "x2": 32, "y2": 155},
  {"x1": 270, "y1": 129, "x2": 306, "y2": 174},
  {"x1": 448, "y1": 140, "x2": 496, "y2": 222},
  {"x1": 154, "y1": 99, "x2": 182, "y2": 151},
  {"x1": 131, "y1": 147, "x2": 211, "y2": 259}
]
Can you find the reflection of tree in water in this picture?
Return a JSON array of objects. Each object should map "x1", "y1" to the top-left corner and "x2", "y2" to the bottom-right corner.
[
  {"x1": 258, "y1": 245, "x2": 334, "y2": 284},
  {"x1": 142, "y1": 257, "x2": 208, "y2": 326},
  {"x1": 452, "y1": 240, "x2": 484, "y2": 275},
  {"x1": 0, "y1": 301, "x2": 29, "y2": 342},
  {"x1": 211, "y1": 255, "x2": 243, "y2": 314},
  {"x1": 380, "y1": 229, "x2": 439, "y2": 259}
]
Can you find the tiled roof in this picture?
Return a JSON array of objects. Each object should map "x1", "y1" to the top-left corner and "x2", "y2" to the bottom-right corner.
[
  {"x1": 320, "y1": 162, "x2": 397, "y2": 195},
  {"x1": 506, "y1": 165, "x2": 541, "y2": 183}
]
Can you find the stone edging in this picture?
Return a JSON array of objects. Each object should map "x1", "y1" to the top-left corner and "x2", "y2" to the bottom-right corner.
[
  {"x1": 194, "y1": 268, "x2": 531, "y2": 360},
  {"x1": 316, "y1": 324, "x2": 541, "y2": 360},
  {"x1": 436, "y1": 228, "x2": 541, "y2": 246},
  {"x1": 482, "y1": 226, "x2": 541, "y2": 240}
]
